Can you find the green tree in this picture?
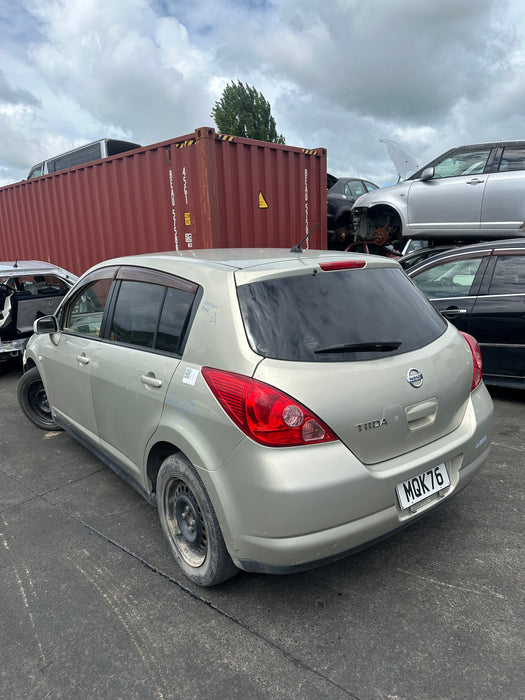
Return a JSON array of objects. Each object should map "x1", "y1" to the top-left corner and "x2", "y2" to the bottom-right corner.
[{"x1": 211, "y1": 81, "x2": 285, "y2": 144}]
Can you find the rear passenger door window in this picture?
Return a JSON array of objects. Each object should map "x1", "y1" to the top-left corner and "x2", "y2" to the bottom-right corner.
[
  {"x1": 481, "y1": 145, "x2": 525, "y2": 232},
  {"x1": 108, "y1": 278, "x2": 196, "y2": 356},
  {"x1": 486, "y1": 255, "x2": 525, "y2": 295},
  {"x1": 110, "y1": 281, "x2": 165, "y2": 347},
  {"x1": 498, "y1": 146, "x2": 525, "y2": 172}
]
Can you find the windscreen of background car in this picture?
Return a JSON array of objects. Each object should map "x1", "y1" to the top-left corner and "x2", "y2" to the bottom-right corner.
[{"x1": 237, "y1": 267, "x2": 447, "y2": 362}]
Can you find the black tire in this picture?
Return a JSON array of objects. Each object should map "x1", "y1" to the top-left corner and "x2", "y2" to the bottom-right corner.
[
  {"x1": 157, "y1": 453, "x2": 238, "y2": 587},
  {"x1": 17, "y1": 366, "x2": 59, "y2": 431}
]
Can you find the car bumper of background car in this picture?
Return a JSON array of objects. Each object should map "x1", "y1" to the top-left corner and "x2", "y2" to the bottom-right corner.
[
  {"x1": 0, "y1": 337, "x2": 27, "y2": 358},
  {"x1": 201, "y1": 383, "x2": 493, "y2": 573}
]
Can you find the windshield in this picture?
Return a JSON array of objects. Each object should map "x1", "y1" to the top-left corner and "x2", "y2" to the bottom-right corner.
[{"x1": 237, "y1": 267, "x2": 446, "y2": 362}]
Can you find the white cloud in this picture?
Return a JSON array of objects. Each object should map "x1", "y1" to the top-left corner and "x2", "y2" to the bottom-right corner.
[{"x1": 1, "y1": 0, "x2": 525, "y2": 186}]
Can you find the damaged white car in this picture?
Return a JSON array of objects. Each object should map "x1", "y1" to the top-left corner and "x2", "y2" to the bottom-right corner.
[{"x1": 0, "y1": 260, "x2": 78, "y2": 366}]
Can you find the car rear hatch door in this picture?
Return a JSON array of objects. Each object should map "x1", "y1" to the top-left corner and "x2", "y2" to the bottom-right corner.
[
  {"x1": 235, "y1": 259, "x2": 473, "y2": 465},
  {"x1": 253, "y1": 326, "x2": 472, "y2": 465}
]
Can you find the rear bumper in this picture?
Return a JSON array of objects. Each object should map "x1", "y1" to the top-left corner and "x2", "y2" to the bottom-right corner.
[
  {"x1": 236, "y1": 445, "x2": 489, "y2": 574},
  {"x1": 199, "y1": 383, "x2": 493, "y2": 573}
]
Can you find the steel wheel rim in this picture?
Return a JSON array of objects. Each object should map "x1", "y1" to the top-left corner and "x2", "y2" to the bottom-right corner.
[
  {"x1": 28, "y1": 380, "x2": 52, "y2": 423},
  {"x1": 164, "y1": 477, "x2": 207, "y2": 568}
]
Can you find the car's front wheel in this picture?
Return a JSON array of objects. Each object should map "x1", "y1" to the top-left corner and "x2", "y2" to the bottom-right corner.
[
  {"x1": 157, "y1": 453, "x2": 238, "y2": 587},
  {"x1": 17, "y1": 366, "x2": 59, "y2": 431}
]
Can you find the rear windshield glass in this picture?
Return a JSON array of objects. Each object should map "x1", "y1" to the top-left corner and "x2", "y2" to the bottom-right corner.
[{"x1": 237, "y1": 267, "x2": 447, "y2": 362}]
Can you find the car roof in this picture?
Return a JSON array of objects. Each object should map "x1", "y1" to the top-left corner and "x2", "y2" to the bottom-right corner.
[
  {"x1": 440, "y1": 140, "x2": 525, "y2": 150},
  {"x1": 86, "y1": 248, "x2": 399, "y2": 283},
  {"x1": 0, "y1": 260, "x2": 77, "y2": 278},
  {"x1": 407, "y1": 238, "x2": 525, "y2": 273}
]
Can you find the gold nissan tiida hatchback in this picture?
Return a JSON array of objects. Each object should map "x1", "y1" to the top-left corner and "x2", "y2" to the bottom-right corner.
[{"x1": 18, "y1": 249, "x2": 493, "y2": 586}]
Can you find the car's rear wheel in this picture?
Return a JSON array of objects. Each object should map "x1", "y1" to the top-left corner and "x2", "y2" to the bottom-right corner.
[
  {"x1": 17, "y1": 366, "x2": 59, "y2": 431},
  {"x1": 334, "y1": 212, "x2": 354, "y2": 245},
  {"x1": 157, "y1": 453, "x2": 238, "y2": 587}
]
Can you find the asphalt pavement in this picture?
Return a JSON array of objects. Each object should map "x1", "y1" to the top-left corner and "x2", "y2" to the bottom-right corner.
[{"x1": 1, "y1": 360, "x2": 523, "y2": 700}]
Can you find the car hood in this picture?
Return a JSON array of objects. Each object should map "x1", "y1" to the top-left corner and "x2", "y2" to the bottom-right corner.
[
  {"x1": 253, "y1": 326, "x2": 473, "y2": 465},
  {"x1": 380, "y1": 138, "x2": 419, "y2": 181}
]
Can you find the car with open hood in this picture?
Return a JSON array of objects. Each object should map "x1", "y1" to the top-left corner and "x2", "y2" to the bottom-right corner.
[
  {"x1": 18, "y1": 248, "x2": 493, "y2": 586},
  {"x1": 352, "y1": 141, "x2": 525, "y2": 250}
]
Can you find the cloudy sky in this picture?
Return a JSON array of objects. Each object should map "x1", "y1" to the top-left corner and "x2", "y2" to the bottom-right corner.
[{"x1": 1, "y1": 0, "x2": 524, "y2": 187}]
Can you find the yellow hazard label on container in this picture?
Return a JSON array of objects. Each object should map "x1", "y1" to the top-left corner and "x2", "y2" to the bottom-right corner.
[
  {"x1": 184, "y1": 212, "x2": 191, "y2": 226},
  {"x1": 258, "y1": 191, "x2": 269, "y2": 209},
  {"x1": 175, "y1": 139, "x2": 196, "y2": 149}
]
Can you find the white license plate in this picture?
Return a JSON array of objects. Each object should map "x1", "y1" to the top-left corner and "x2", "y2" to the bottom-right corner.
[{"x1": 396, "y1": 463, "x2": 450, "y2": 510}]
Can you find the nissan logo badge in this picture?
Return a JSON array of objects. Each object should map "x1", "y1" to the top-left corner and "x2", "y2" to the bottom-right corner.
[{"x1": 407, "y1": 368, "x2": 423, "y2": 388}]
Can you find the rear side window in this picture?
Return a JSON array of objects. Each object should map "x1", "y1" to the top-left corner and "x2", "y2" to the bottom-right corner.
[
  {"x1": 48, "y1": 142, "x2": 103, "y2": 173},
  {"x1": 156, "y1": 287, "x2": 194, "y2": 353},
  {"x1": 237, "y1": 267, "x2": 446, "y2": 362},
  {"x1": 488, "y1": 256, "x2": 525, "y2": 295}
]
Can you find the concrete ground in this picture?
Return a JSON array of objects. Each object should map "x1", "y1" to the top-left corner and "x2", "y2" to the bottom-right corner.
[{"x1": 1, "y1": 360, "x2": 523, "y2": 700}]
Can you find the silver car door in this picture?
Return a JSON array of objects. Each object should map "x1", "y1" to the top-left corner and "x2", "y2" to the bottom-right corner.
[
  {"x1": 481, "y1": 145, "x2": 525, "y2": 233},
  {"x1": 41, "y1": 277, "x2": 113, "y2": 441},
  {"x1": 406, "y1": 147, "x2": 492, "y2": 235},
  {"x1": 91, "y1": 277, "x2": 194, "y2": 482}
]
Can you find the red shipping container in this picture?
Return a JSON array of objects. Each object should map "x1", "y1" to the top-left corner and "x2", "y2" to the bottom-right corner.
[{"x1": 0, "y1": 127, "x2": 327, "y2": 276}]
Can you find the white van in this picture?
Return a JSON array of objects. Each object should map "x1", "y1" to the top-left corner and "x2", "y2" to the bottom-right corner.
[{"x1": 27, "y1": 138, "x2": 141, "y2": 178}]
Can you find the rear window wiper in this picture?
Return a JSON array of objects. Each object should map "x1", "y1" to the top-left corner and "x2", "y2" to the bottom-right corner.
[{"x1": 314, "y1": 340, "x2": 402, "y2": 354}]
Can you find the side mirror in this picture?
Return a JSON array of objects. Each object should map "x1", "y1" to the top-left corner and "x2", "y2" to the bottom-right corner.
[
  {"x1": 34, "y1": 315, "x2": 59, "y2": 334},
  {"x1": 420, "y1": 167, "x2": 434, "y2": 181}
]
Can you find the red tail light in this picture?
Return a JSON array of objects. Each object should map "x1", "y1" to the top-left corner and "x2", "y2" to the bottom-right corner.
[
  {"x1": 202, "y1": 368, "x2": 337, "y2": 447},
  {"x1": 460, "y1": 332, "x2": 482, "y2": 391}
]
